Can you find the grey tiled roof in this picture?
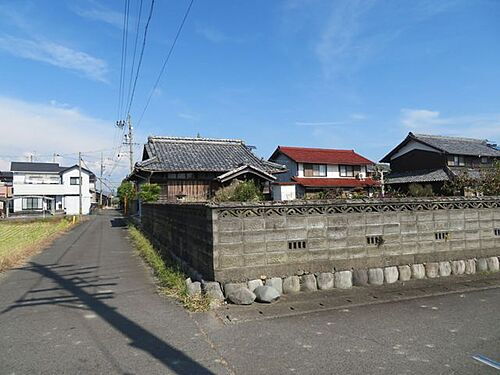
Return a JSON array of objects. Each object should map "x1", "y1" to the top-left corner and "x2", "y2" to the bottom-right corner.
[
  {"x1": 136, "y1": 136, "x2": 285, "y2": 173},
  {"x1": 412, "y1": 133, "x2": 500, "y2": 157},
  {"x1": 385, "y1": 168, "x2": 450, "y2": 184},
  {"x1": 11, "y1": 162, "x2": 61, "y2": 172}
]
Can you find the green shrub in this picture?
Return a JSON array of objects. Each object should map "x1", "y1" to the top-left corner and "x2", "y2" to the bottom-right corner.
[
  {"x1": 213, "y1": 180, "x2": 263, "y2": 202},
  {"x1": 408, "y1": 183, "x2": 434, "y2": 197},
  {"x1": 138, "y1": 183, "x2": 161, "y2": 202}
]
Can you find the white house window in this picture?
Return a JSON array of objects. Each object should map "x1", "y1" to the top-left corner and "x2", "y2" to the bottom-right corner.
[
  {"x1": 447, "y1": 155, "x2": 465, "y2": 167},
  {"x1": 339, "y1": 165, "x2": 361, "y2": 177},
  {"x1": 70, "y1": 177, "x2": 80, "y2": 185},
  {"x1": 303, "y1": 164, "x2": 326, "y2": 177},
  {"x1": 22, "y1": 197, "x2": 42, "y2": 210}
]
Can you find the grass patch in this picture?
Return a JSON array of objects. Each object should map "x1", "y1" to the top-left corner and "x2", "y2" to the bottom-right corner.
[
  {"x1": 0, "y1": 216, "x2": 79, "y2": 272},
  {"x1": 127, "y1": 225, "x2": 211, "y2": 312}
]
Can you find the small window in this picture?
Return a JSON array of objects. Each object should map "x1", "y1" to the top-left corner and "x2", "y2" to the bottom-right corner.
[
  {"x1": 303, "y1": 164, "x2": 326, "y2": 177},
  {"x1": 70, "y1": 177, "x2": 80, "y2": 185},
  {"x1": 366, "y1": 235, "x2": 384, "y2": 246},
  {"x1": 494, "y1": 229, "x2": 500, "y2": 236},
  {"x1": 447, "y1": 155, "x2": 465, "y2": 167},
  {"x1": 340, "y1": 165, "x2": 360, "y2": 177},
  {"x1": 288, "y1": 240, "x2": 306, "y2": 250},
  {"x1": 481, "y1": 156, "x2": 489, "y2": 164},
  {"x1": 435, "y1": 232, "x2": 449, "y2": 241}
]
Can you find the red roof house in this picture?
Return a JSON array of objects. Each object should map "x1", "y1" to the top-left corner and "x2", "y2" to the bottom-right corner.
[{"x1": 269, "y1": 146, "x2": 378, "y2": 200}]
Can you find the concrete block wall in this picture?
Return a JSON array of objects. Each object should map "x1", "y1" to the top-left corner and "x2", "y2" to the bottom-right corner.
[
  {"x1": 211, "y1": 198, "x2": 500, "y2": 282},
  {"x1": 141, "y1": 203, "x2": 215, "y2": 279},
  {"x1": 140, "y1": 197, "x2": 500, "y2": 283}
]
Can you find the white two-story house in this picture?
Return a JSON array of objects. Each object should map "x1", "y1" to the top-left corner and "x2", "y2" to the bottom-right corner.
[
  {"x1": 269, "y1": 146, "x2": 379, "y2": 200},
  {"x1": 9, "y1": 162, "x2": 94, "y2": 215}
]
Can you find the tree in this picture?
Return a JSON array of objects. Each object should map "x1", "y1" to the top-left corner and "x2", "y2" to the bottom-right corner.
[
  {"x1": 442, "y1": 171, "x2": 474, "y2": 196},
  {"x1": 480, "y1": 160, "x2": 500, "y2": 196},
  {"x1": 117, "y1": 181, "x2": 136, "y2": 215},
  {"x1": 138, "y1": 183, "x2": 161, "y2": 203}
]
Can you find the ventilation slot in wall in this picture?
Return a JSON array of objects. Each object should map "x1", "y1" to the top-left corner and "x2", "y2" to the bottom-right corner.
[
  {"x1": 435, "y1": 232, "x2": 449, "y2": 240},
  {"x1": 288, "y1": 240, "x2": 306, "y2": 250},
  {"x1": 494, "y1": 228, "x2": 500, "y2": 236},
  {"x1": 366, "y1": 236, "x2": 383, "y2": 246}
]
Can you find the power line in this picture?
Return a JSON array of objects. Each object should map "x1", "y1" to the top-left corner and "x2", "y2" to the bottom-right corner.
[
  {"x1": 125, "y1": 0, "x2": 144, "y2": 114},
  {"x1": 117, "y1": 0, "x2": 131, "y2": 121},
  {"x1": 136, "y1": 0, "x2": 195, "y2": 127},
  {"x1": 126, "y1": 0, "x2": 155, "y2": 116}
]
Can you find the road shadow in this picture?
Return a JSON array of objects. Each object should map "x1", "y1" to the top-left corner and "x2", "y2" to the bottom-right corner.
[
  {"x1": 110, "y1": 217, "x2": 127, "y2": 228},
  {"x1": 2, "y1": 262, "x2": 215, "y2": 375}
]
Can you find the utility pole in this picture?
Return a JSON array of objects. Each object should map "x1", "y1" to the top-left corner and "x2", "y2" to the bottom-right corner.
[
  {"x1": 127, "y1": 114, "x2": 133, "y2": 174},
  {"x1": 116, "y1": 115, "x2": 134, "y2": 174},
  {"x1": 99, "y1": 152, "x2": 103, "y2": 207},
  {"x1": 78, "y1": 152, "x2": 82, "y2": 216}
]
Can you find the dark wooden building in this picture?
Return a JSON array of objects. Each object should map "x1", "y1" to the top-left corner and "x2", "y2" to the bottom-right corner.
[
  {"x1": 380, "y1": 132, "x2": 500, "y2": 192},
  {"x1": 129, "y1": 136, "x2": 285, "y2": 201}
]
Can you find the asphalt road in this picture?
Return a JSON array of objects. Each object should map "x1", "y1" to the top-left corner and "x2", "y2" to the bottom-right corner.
[{"x1": 0, "y1": 211, "x2": 499, "y2": 374}]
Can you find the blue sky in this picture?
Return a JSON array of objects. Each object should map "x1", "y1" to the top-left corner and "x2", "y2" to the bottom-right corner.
[{"x1": 0, "y1": 0, "x2": 499, "y2": 189}]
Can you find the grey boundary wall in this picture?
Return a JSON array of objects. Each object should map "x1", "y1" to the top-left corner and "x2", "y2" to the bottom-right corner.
[{"x1": 141, "y1": 197, "x2": 500, "y2": 283}]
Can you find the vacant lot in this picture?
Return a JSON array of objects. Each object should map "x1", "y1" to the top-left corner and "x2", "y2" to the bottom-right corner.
[{"x1": 0, "y1": 218, "x2": 75, "y2": 271}]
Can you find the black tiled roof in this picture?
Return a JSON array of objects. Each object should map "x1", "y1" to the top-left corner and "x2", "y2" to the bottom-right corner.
[
  {"x1": 136, "y1": 136, "x2": 285, "y2": 173},
  {"x1": 412, "y1": 133, "x2": 500, "y2": 157},
  {"x1": 11, "y1": 162, "x2": 61, "y2": 172},
  {"x1": 10, "y1": 162, "x2": 94, "y2": 176},
  {"x1": 381, "y1": 132, "x2": 500, "y2": 163},
  {"x1": 385, "y1": 168, "x2": 450, "y2": 184}
]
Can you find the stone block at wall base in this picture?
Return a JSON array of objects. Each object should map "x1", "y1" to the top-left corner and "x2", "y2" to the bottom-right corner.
[
  {"x1": 317, "y1": 272, "x2": 334, "y2": 290},
  {"x1": 368, "y1": 268, "x2": 384, "y2": 285},
  {"x1": 439, "y1": 261, "x2": 451, "y2": 277},
  {"x1": 203, "y1": 282, "x2": 224, "y2": 302},
  {"x1": 398, "y1": 265, "x2": 411, "y2": 281},
  {"x1": 254, "y1": 286, "x2": 280, "y2": 303},
  {"x1": 465, "y1": 259, "x2": 476, "y2": 274},
  {"x1": 353, "y1": 269, "x2": 368, "y2": 286},
  {"x1": 477, "y1": 258, "x2": 488, "y2": 272},
  {"x1": 300, "y1": 274, "x2": 318, "y2": 292},
  {"x1": 411, "y1": 264, "x2": 426, "y2": 279},
  {"x1": 227, "y1": 287, "x2": 256, "y2": 305},
  {"x1": 425, "y1": 263, "x2": 439, "y2": 278},
  {"x1": 223, "y1": 282, "x2": 247, "y2": 298},
  {"x1": 247, "y1": 279, "x2": 263, "y2": 292},
  {"x1": 451, "y1": 260, "x2": 465, "y2": 275},
  {"x1": 335, "y1": 271, "x2": 352, "y2": 289},
  {"x1": 265, "y1": 277, "x2": 283, "y2": 294},
  {"x1": 384, "y1": 266, "x2": 399, "y2": 284},
  {"x1": 487, "y1": 257, "x2": 499, "y2": 272},
  {"x1": 283, "y1": 276, "x2": 300, "y2": 294}
]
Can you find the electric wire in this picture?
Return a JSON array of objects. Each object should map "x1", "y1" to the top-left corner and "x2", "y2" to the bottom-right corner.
[
  {"x1": 126, "y1": 0, "x2": 155, "y2": 116},
  {"x1": 136, "y1": 0, "x2": 194, "y2": 128}
]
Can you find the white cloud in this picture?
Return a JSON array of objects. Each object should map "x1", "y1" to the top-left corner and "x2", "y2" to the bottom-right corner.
[
  {"x1": 314, "y1": 0, "x2": 376, "y2": 78},
  {"x1": 0, "y1": 96, "x2": 129, "y2": 188},
  {"x1": 0, "y1": 35, "x2": 108, "y2": 82},
  {"x1": 350, "y1": 113, "x2": 367, "y2": 120},
  {"x1": 71, "y1": 4, "x2": 124, "y2": 29},
  {"x1": 178, "y1": 112, "x2": 200, "y2": 121},
  {"x1": 400, "y1": 108, "x2": 500, "y2": 141},
  {"x1": 196, "y1": 26, "x2": 247, "y2": 44},
  {"x1": 295, "y1": 121, "x2": 346, "y2": 126}
]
